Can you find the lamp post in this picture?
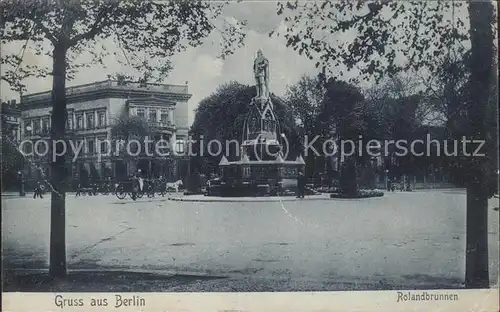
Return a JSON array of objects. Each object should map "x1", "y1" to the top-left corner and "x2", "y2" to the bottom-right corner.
[
  {"x1": 174, "y1": 137, "x2": 186, "y2": 186},
  {"x1": 19, "y1": 125, "x2": 33, "y2": 196},
  {"x1": 385, "y1": 169, "x2": 390, "y2": 191}
]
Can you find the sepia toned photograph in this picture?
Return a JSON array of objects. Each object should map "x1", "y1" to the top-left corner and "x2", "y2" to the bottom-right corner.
[{"x1": 1, "y1": 0, "x2": 499, "y2": 310}]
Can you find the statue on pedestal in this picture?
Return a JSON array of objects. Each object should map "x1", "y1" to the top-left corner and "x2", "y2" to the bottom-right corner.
[
  {"x1": 215, "y1": 48, "x2": 305, "y2": 197},
  {"x1": 253, "y1": 49, "x2": 269, "y2": 98}
]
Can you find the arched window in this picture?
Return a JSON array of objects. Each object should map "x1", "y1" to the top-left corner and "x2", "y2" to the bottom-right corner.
[
  {"x1": 263, "y1": 111, "x2": 273, "y2": 132},
  {"x1": 251, "y1": 117, "x2": 257, "y2": 129}
]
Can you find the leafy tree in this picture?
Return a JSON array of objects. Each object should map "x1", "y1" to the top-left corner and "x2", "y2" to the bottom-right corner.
[
  {"x1": 321, "y1": 80, "x2": 366, "y2": 141},
  {"x1": 1, "y1": 110, "x2": 23, "y2": 191},
  {"x1": 276, "y1": 0, "x2": 497, "y2": 288},
  {"x1": 274, "y1": 1, "x2": 469, "y2": 83},
  {"x1": 364, "y1": 75, "x2": 437, "y2": 182},
  {"x1": 1, "y1": 0, "x2": 246, "y2": 278},
  {"x1": 191, "y1": 81, "x2": 254, "y2": 174},
  {"x1": 284, "y1": 75, "x2": 324, "y2": 176},
  {"x1": 1, "y1": 138, "x2": 23, "y2": 189},
  {"x1": 285, "y1": 76, "x2": 324, "y2": 138},
  {"x1": 110, "y1": 115, "x2": 157, "y2": 166},
  {"x1": 320, "y1": 79, "x2": 367, "y2": 195},
  {"x1": 422, "y1": 50, "x2": 497, "y2": 191},
  {"x1": 110, "y1": 115, "x2": 155, "y2": 140}
]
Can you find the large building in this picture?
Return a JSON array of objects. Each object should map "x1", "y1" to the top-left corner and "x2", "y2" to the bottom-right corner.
[{"x1": 20, "y1": 79, "x2": 191, "y2": 182}]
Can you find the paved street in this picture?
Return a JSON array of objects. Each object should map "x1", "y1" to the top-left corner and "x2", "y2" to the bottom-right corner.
[{"x1": 2, "y1": 190, "x2": 499, "y2": 291}]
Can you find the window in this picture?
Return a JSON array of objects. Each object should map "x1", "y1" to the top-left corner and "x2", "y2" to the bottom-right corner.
[
  {"x1": 160, "y1": 110, "x2": 168, "y2": 123},
  {"x1": 87, "y1": 139, "x2": 95, "y2": 155},
  {"x1": 33, "y1": 119, "x2": 41, "y2": 134},
  {"x1": 76, "y1": 115, "x2": 83, "y2": 129},
  {"x1": 67, "y1": 116, "x2": 73, "y2": 130},
  {"x1": 99, "y1": 140, "x2": 108, "y2": 154},
  {"x1": 250, "y1": 117, "x2": 258, "y2": 131},
  {"x1": 269, "y1": 120, "x2": 275, "y2": 132},
  {"x1": 98, "y1": 112, "x2": 106, "y2": 127},
  {"x1": 137, "y1": 108, "x2": 145, "y2": 119},
  {"x1": 263, "y1": 113, "x2": 273, "y2": 132},
  {"x1": 78, "y1": 140, "x2": 85, "y2": 154},
  {"x1": 149, "y1": 109, "x2": 157, "y2": 122},
  {"x1": 86, "y1": 113, "x2": 95, "y2": 129},
  {"x1": 25, "y1": 120, "x2": 32, "y2": 136},
  {"x1": 42, "y1": 118, "x2": 49, "y2": 133}
]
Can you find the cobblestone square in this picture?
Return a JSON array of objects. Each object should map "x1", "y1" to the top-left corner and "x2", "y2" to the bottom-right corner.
[{"x1": 2, "y1": 190, "x2": 498, "y2": 291}]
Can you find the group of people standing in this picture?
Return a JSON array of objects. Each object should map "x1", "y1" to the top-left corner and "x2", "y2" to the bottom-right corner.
[
  {"x1": 29, "y1": 169, "x2": 172, "y2": 200},
  {"x1": 30, "y1": 170, "x2": 309, "y2": 199},
  {"x1": 126, "y1": 171, "x2": 174, "y2": 200},
  {"x1": 129, "y1": 171, "x2": 145, "y2": 199},
  {"x1": 387, "y1": 175, "x2": 412, "y2": 192},
  {"x1": 32, "y1": 181, "x2": 45, "y2": 199}
]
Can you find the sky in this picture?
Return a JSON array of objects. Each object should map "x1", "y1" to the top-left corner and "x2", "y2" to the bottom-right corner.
[
  {"x1": 0, "y1": 2, "x2": 328, "y2": 124},
  {"x1": 1, "y1": 1, "x2": 484, "y2": 125}
]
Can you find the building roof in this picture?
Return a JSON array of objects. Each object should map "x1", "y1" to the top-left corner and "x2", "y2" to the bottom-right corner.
[
  {"x1": 219, "y1": 155, "x2": 229, "y2": 166},
  {"x1": 20, "y1": 79, "x2": 192, "y2": 109},
  {"x1": 1, "y1": 101, "x2": 21, "y2": 116}
]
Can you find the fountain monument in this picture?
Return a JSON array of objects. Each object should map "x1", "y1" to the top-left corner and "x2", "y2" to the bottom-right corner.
[{"x1": 211, "y1": 50, "x2": 305, "y2": 196}]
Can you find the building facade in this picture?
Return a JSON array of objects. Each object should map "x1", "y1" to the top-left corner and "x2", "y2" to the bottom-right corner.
[
  {"x1": 1, "y1": 100, "x2": 21, "y2": 143},
  {"x1": 20, "y1": 79, "x2": 191, "y2": 183}
]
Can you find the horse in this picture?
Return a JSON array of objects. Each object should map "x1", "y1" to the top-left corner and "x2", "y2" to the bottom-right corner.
[{"x1": 165, "y1": 180, "x2": 183, "y2": 193}]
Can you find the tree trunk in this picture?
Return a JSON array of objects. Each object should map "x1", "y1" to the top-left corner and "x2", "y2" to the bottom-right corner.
[
  {"x1": 340, "y1": 157, "x2": 358, "y2": 197},
  {"x1": 49, "y1": 43, "x2": 68, "y2": 278},
  {"x1": 465, "y1": 0, "x2": 494, "y2": 288}
]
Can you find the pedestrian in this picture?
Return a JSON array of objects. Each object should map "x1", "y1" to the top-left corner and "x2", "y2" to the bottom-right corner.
[
  {"x1": 400, "y1": 176, "x2": 405, "y2": 192},
  {"x1": 206, "y1": 178, "x2": 211, "y2": 195},
  {"x1": 33, "y1": 181, "x2": 43, "y2": 199},
  {"x1": 75, "y1": 183, "x2": 81, "y2": 197},
  {"x1": 137, "y1": 170, "x2": 144, "y2": 193},
  {"x1": 297, "y1": 171, "x2": 306, "y2": 199},
  {"x1": 130, "y1": 173, "x2": 140, "y2": 201}
]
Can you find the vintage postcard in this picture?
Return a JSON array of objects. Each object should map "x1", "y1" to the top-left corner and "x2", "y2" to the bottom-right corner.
[{"x1": 1, "y1": 1, "x2": 499, "y2": 311}]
